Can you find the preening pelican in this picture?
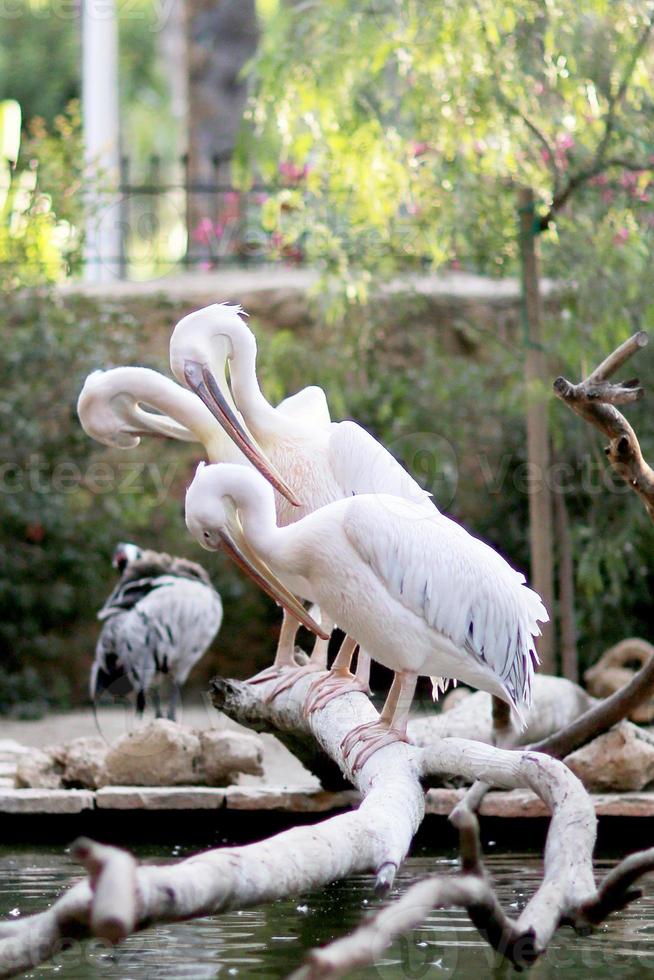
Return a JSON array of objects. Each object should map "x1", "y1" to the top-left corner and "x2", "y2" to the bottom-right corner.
[
  {"x1": 170, "y1": 303, "x2": 433, "y2": 696},
  {"x1": 77, "y1": 366, "x2": 238, "y2": 459},
  {"x1": 77, "y1": 366, "x2": 323, "y2": 641},
  {"x1": 185, "y1": 463, "x2": 547, "y2": 770},
  {"x1": 92, "y1": 544, "x2": 223, "y2": 720}
]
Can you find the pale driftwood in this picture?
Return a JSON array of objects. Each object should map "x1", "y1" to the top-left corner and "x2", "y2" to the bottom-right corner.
[
  {"x1": 553, "y1": 331, "x2": 654, "y2": 520},
  {"x1": 298, "y1": 814, "x2": 654, "y2": 979},
  {"x1": 1, "y1": 670, "x2": 651, "y2": 979},
  {"x1": 408, "y1": 674, "x2": 595, "y2": 750},
  {"x1": 71, "y1": 838, "x2": 138, "y2": 943},
  {"x1": 585, "y1": 638, "x2": 654, "y2": 723},
  {"x1": 0, "y1": 673, "x2": 424, "y2": 978}
]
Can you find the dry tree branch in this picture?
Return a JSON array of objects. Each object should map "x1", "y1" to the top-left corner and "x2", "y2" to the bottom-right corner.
[
  {"x1": 0, "y1": 668, "x2": 633, "y2": 979},
  {"x1": 553, "y1": 331, "x2": 654, "y2": 519}
]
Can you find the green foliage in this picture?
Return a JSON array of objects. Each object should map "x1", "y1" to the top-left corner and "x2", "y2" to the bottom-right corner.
[
  {"x1": 0, "y1": 102, "x2": 83, "y2": 289},
  {"x1": 245, "y1": 0, "x2": 654, "y2": 307}
]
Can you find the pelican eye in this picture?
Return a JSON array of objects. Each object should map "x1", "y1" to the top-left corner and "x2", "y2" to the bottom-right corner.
[{"x1": 203, "y1": 531, "x2": 211, "y2": 540}]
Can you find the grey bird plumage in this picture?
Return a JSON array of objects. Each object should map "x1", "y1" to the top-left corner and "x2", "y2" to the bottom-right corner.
[{"x1": 91, "y1": 543, "x2": 223, "y2": 720}]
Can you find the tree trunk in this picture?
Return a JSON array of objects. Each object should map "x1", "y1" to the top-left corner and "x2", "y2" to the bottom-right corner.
[
  {"x1": 554, "y1": 483, "x2": 579, "y2": 682},
  {"x1": 519, "y1": 187, "x2": 555, "y2": 672},
  {"x1": 186, "y1": 0, "x2": 259, "y2": 262}
]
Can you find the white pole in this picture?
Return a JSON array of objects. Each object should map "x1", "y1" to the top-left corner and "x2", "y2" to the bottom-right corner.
[{"x1": 82, "y1": 0, "x2": 121, "y2": 282}]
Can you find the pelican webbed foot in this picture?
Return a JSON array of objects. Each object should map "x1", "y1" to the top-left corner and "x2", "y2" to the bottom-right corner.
[
  {"x1": 304, "y1": 667, "x2": 371, "y2": 716},
  {"x1": 262, "y1": 661, "x2": 328, "y2": 704},
  {"x1": 340, "y1": 720, "x2": 410, "y2": 773}
]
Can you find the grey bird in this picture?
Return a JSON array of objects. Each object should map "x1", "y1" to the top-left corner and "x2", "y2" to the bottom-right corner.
[{"x1": 91, "y1": 542, "x2": 223, "y2": 720}]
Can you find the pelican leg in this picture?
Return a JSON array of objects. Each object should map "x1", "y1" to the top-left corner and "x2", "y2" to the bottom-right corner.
[
  {"x1": 263, "y1": 615, "x2": 334, "y2": 704},
  {"x1": 355, "y1": 649, "x2": 372, "y2": 695},
  {"x1": 304, "y1": 637, "x2": 370, "y2": 715},
  {"x1": 341, "y1": 671, "x2": 417, "y2": 773},
  {"x1": 246, "y1": 611, "x2": 301, "y2": 686}
]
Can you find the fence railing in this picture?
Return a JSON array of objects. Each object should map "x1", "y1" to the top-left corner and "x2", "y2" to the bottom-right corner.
[{"x1": 108, "y1": 154, "x2": 289, "y2": 280}]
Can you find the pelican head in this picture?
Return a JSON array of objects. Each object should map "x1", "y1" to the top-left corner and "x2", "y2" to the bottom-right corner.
[
  {"x1": 77, "y1": 367, "x2": 209, "y2": 449},
  {"x1": 170, "y1": 305, "x2": 302, "y2": 508},
  {"x1": 185, "y1": 462, "x2": 326, "y2": 638}
]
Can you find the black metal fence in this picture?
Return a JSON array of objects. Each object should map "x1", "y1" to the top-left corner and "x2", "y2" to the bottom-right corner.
[{"x1": 114, "y1": 154, "x2": 287, "y2": 279}]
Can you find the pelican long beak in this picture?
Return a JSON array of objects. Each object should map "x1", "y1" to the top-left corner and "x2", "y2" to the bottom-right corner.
[
  {"x1": 218, "y1": 527, "x2": 328, "y2": 639},
  {"x1": 183, "y1": 360, "x2": 302, "y2": 508}
]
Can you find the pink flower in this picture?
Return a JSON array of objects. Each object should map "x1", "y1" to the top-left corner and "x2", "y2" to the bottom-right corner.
[
  {"x1": 410, "y1": 141, "x2": 428, "y2": 157},
  {"x1": 556, "y1": 133, "x2": 575, "y2": 151},
  {"x1": 278, "y1": 160, "x2": 306, "y2": 182},
  {"x1": 590, "y1": 173, "x2": 608, "y2": 187},
  {"x1": 613, "y1": 228, "x2": 629, "y2": 245},
  {"x1": 192, "y1": 217, "x2": 213, "y2": 245},
  {"x1": 406, "y1": 200, "x2": 421, "y2": 216},
  {"x1": 601, "y1": 189, "x2": 614, "y2": 204},
  {"x1": 541, "y1": 149, "x2": 551, "y2": 163},
  {"x1": 533, "y1": 82, "x2": 544, "y2": 96},
  {"x1": 619, "y1": 171, "x2": 637, "y2": 189},
  {"x1": 255, "y1": 193, "x2": 268, "y2": 204}
]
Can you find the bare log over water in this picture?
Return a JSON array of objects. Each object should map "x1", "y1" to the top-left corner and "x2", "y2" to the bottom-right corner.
[{"x1": 0, "y1": 670, "x2": 653, "y2": 978}]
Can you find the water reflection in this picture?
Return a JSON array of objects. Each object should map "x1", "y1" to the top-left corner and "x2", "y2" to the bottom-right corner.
[{"x1": 0, "y1": 847, "x2": 652, "y2": 978}]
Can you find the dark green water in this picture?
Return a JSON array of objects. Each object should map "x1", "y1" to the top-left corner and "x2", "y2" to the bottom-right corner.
[{"x1": 2, "y1": 845, "x2": 654, "y2": 978}]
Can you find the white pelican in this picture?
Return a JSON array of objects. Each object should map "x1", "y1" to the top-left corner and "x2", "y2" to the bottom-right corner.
[
  {"x1": 92, "y1": 543, "x2": 223, "y2": 720},
  {"x1": 169, "y1": 303, "x2": 432, "y2": 698},
  {"x1": 185, "y1": 463, "x2": 548, "y2": 770},
  {"x1": 77, "y1": 366, "x2": 322, "y2": 641}
]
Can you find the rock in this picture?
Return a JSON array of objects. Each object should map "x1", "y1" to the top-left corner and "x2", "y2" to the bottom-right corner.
[
  {"x1": 564, "y1": 721, "x2": 654, "y2": 792},
  {"x1": 53, "y1": 737, "x2": 108, "y2": 790},
  {"x1": 14, "y1": 749, "x2": 63, "y2": 789},
  {"x1": 104, "y1": 720, "x2": 202, "y2": 786},
  {"x1": 199, "y1": 730, "x2": 264, "y2": 785}
]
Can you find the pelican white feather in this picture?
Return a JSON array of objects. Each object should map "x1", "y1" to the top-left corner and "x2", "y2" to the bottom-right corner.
[{"x1": 185, "y1": 464, "x2": 548, "y2": 764}]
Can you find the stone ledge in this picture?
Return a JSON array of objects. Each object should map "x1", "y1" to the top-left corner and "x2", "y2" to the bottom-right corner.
[
  {"x1": 0, "y1": 786, "x2": 653, "y2": 817},
  {"x1": 96, "y1": 787, "x2": 226, "y2": 810},
  {"x1": 224, "y1": 785, "x2": 359, "y2": 812},
  {"x1": 0, "y1": 789, "x2": 94, "y2": 814}
]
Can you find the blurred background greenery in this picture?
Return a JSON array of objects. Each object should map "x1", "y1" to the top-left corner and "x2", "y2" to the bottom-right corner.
[{"x1": 1, "y1": 0, "x2": 653, "y2": 714}]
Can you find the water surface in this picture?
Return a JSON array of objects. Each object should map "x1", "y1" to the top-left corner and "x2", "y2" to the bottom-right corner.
[{"x1": 1, "y1": 845, "x2": 653, "y2": 978}]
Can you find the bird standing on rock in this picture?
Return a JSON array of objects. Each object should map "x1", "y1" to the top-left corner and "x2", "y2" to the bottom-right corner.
[
  {"x1": 91, "y1": 543, "x2": 223, "y2": 720},
  {"x1": 185, "y1": 464, "x2": 548, "y2": 771}
]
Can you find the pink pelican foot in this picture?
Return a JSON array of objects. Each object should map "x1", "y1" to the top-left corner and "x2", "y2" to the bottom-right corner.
[
  {"x1": 304, "y1": 667, "x2": 371, "y2": 716},
  {"x1": 340, "y1": 720, "x2": 410, "y2": 773}
]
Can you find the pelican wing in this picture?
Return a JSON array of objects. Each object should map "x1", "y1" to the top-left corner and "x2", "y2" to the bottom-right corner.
[
  {"x1": 277, "y1": 385, "x2": 331, "y2": 426},
  {"x1": 328, "y1": 421, "x2": 433, "y2": 505},
  {"x1": 344, "y1": 498, "x2": 547, "y2": 709}
]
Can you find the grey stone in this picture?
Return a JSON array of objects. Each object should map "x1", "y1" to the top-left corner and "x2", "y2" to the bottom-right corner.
[
  {"x1": 14, "y1": 749, "x2": 63, "y2": 789},
  {"x1": 564, "y1": 721, "x2": 654, "y2": 792},
  {"x1": 54, "y1": 737, "x2": 108, "y2": 790},
  {"x1": 104, "y1": 720, "x2": 202, "y2": 786},
  {"x1": 199, "y1": 730, "x2": 264, "y2": 785}
]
